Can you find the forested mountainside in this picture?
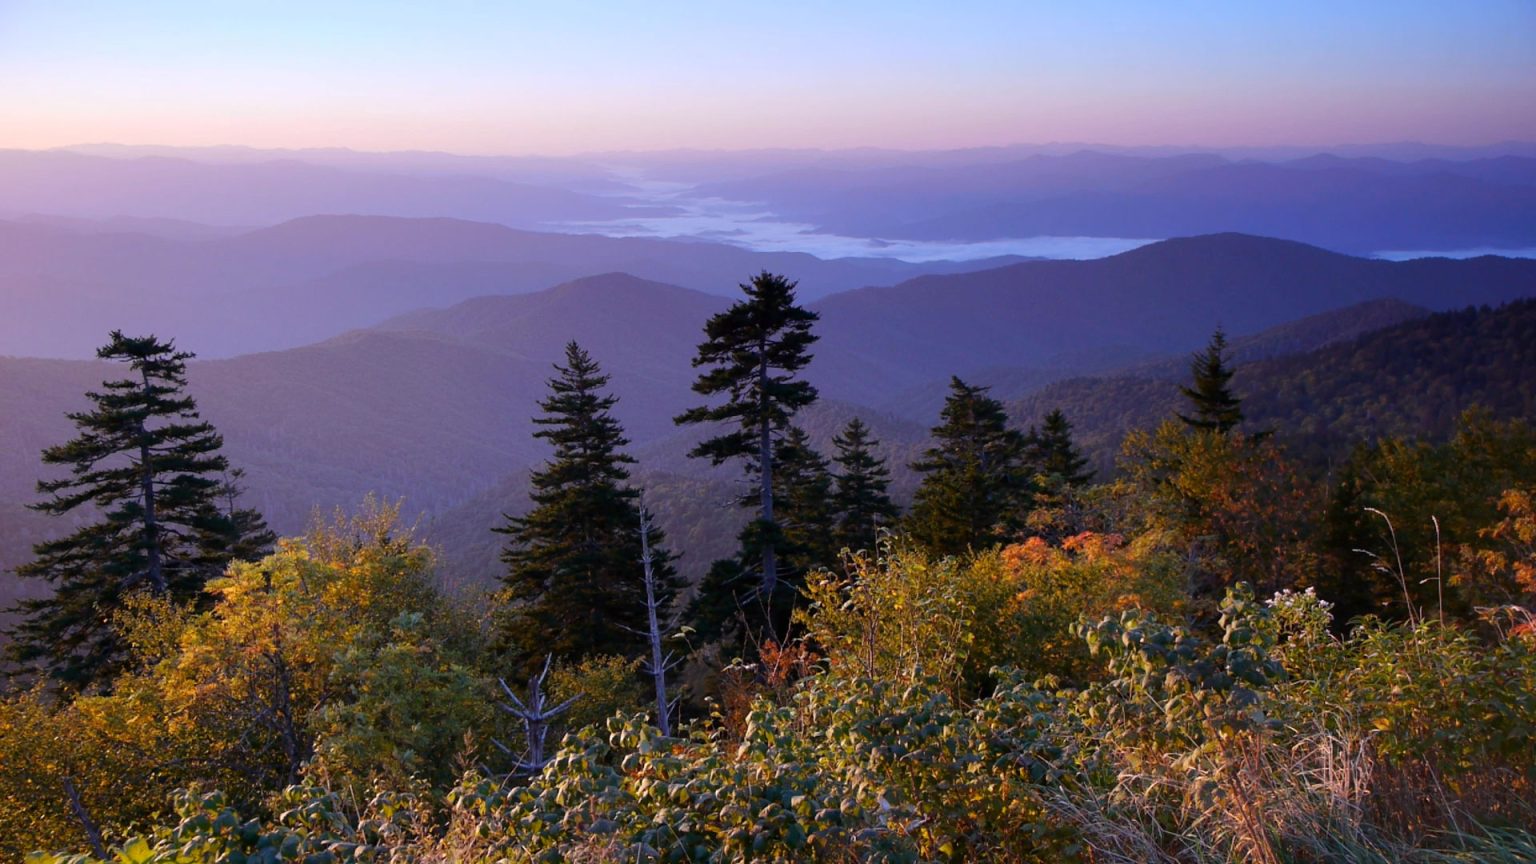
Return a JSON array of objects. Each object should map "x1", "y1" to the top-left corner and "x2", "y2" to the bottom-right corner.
[
  {"x1": 811, "y1": 233, "x2": 1534, "y2": 410},
  {"x1": 883, "y1": 297, "x2": 1430, "y2": 420},
  {"x1": 1012, "y1": 298, "x2": 1536, "y2": 475},
  {"x1": 3, "y1": 239, "x2": 1532, "y2": 594},
  {"x1": 371, "y1": 234, "x2": 1536, "y2": 414},
  {"x1": 0, "y1": 289, "x2": 1506, "y2": 609}
]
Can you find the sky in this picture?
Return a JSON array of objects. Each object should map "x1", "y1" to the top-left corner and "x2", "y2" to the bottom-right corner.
[{"x1": 1, "y1": 1, "x2": 1533, "y2": 155}]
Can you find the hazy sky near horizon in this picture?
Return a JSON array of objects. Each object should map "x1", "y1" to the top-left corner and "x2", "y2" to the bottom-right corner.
[{"x1": 2, "y1": 1, "x2": 1533, "y2": 155}]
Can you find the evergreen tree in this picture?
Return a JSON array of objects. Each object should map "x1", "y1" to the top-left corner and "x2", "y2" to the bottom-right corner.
[
  {"x1": 1024, "y1": 409, "x2": 1093, "y2": 490},
  {"x1": 209, "y1": 468, "x2": 278, "y2": 564},
  {"x1": 773, "y1": 426, "x2": 838, "y2": 577},
  {"x1": 906, "y1": 377, "x2": 1030, "y2": 557},
  {"x1": 1313, "y1": 454, "x2": 1383, "y2": 627},
  {"x1": 1021, "y1": 409, "x2": 1094, "y2": 541},
  {"x1": 674, "y1": 271, "x2": 819, "y2": 623},
  {"x1": 1178, "y1": 328, "x2": 1244, "y2": 433},
  {"x1": 497, "y1": 342, "x2": 678, "y2": 672},
  {"x1": 831, "y1": 418, "x2": 899, "y2": 555},
  {"x1": 5, "y1": 331, "x2": 269, "y2": 689}
]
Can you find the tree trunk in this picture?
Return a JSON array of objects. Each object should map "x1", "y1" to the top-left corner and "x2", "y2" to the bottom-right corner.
[
  {"x1": 757, "y1": 350, "x2": 776, "y2": 602},
  {"x1": 640, "y1": 509, "x2": 671, "y2": 736},
  {"x1": 263, "y1": 639, "x2": 307, "y2": 786},
  {"x1": 137, "y1": 368, "x2": 165, "y2": 595}
]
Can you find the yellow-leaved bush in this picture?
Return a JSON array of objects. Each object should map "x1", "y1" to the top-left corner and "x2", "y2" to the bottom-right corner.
[
  {"x1": 0, "y1": 501, "x2": 492, "y2": 860},
  {"x1": 798, "y1": 533, "x2": 1184, "y2": 695}
]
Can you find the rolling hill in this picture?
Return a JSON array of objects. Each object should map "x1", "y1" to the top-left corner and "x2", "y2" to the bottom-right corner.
[
  {"x1": 0, "y1": 214, "x2": 1013, "y2": 358},
  {"x1": 809, "y1": 233, "x2": 1535, "y2": 411}
]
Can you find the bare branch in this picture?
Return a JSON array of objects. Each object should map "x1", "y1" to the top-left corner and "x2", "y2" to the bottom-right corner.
[
  {"x1": 496, "y1": 653, "x2": 578, "y2": 774},
  {"x1": 62, "y1": 777, "x2": 107, "y2": 860}
]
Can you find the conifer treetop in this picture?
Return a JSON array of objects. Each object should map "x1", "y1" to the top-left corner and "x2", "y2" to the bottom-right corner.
[
  {"x1": 1178, "y1": 328, "x2": 1244, "y2": 433},
  {"x1": 674, "y1": 271, "x2": 820, "y2": 465},
  {"x1": 1026, "y1": 408, "x2": 1094, "y2": 489},
  {"x1": 906, "y1": 377, "x2": 1031, "y2": 556},
  {"x1": 831, "y1": 417, "x2": 899, "y2": 555},
  {"x1": 497, "y1": 341, "x2": 678, "y2": 671}
]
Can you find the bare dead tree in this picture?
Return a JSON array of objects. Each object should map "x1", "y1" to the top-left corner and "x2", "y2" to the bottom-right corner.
[
  {"x1": 639, "y1": 506, "x2": 681, "y2": 736},
  {"x1": 494, "y1": 654, "x2": 578, "y2": 774}
]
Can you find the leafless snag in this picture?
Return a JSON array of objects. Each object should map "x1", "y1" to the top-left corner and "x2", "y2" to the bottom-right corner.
[
  {"x1": 639, "y1": 506, "x2": 682, "y2": 736},
  {"x1": 494, "y1": 654, "x2": 578, "y2": 774}
]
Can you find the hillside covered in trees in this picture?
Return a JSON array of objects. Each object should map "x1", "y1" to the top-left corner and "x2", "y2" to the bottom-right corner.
[
  {"x1": 1011, "y1": 297, "x2": 1536, "y2": 475},
  {"x1": 3, "y1": 258, "x2": 1535, "y2": 862}
]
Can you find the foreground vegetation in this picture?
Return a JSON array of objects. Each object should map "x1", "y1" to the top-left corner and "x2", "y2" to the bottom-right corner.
[{"x1": 3, "y1": 507, "x2": 1534, "y2": 861}]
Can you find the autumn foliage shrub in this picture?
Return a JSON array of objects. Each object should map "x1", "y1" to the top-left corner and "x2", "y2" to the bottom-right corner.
[
  {"x1": 14, "y1": 525, "x2": 1536, "y2": 862},
  {"x1": 799, "y1": 535, "x2": 1182, "y2": 695}
]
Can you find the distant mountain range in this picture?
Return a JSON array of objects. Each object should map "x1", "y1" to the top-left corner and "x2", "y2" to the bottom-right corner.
[
  {"x1": 2, "y1": 234, "x2": 1533, "y2": 606},
  {"x1": 698, "y1": 150, "x2": 1536, "y2": 255},
  {"x1": 5, "y1": 143, "x2": 1534, "y2": 270},
  {"x1": 0, "y1": 148, "x2": 644, "y2": 228},
  {"x1": 0, "y1": 214, "x2": 1018, "y2": 358}
]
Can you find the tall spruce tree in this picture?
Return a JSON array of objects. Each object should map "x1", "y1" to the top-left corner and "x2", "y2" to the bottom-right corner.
[
  {"x1": 1178, "y1": 328, "x2": 1244, "y2": 433},
  {"x1": 5, "y1": 331, "x2": 270, "y2": 689},
  {"x1": 497, "y1": 342, "x2": 678, "y2": 671},
  {"x1": 906, "y1": 377, "x2": 1030, "y2": 557},
  {"x1": 1024, "y1": 409, "x2": 1093, "y2": 490},
  {"x1": 831, "y1": 418, "x2": 899, "y2": 555},
  {"x1": 675, "y1": 271, "x2": 819, "y2": 622},
  {"x1": 773, "y1": 426, "x2": 838, "y2": 578}
]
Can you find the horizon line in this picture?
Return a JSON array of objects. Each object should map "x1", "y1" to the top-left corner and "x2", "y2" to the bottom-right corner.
[{"x1": 17, "y1": 138, "x2": 1536, "y2": 162}]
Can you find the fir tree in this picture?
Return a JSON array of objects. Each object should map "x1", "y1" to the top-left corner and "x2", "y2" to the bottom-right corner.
[
  {"x1": 831, "y1": 418, "x2": 899, "y2": 555},
  {"x1": 1024, "y1": 409, "x2": 1093, "y2": 490},
  {"x1": 674, "y1": 271, "x2": 819, "y2": 626},
  {"x1": 5, "y1": 331, "x2": 269, "y2": 689},
  {"x1": 906, "y1": 377, "x2": 1030, "y2": 557},
  {"x1": 773, "y1": 426, "x2": 838, "y2": 577},
  {"x1": 210, "y1": 468, "x2": 278, "y2": 564},
  {"x1": 497, "y1": 342, "x2": 678, "y2": 672},
  {"x1": 1313, "y1": 454, "x2": 1382, "y2": 627},
  {"x1": 1021, "y1": 409, "x2": 1094, "y2": 541},
  {"x1": 1178, "y1": 328, "x2": 1244, "y2": 433}
]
